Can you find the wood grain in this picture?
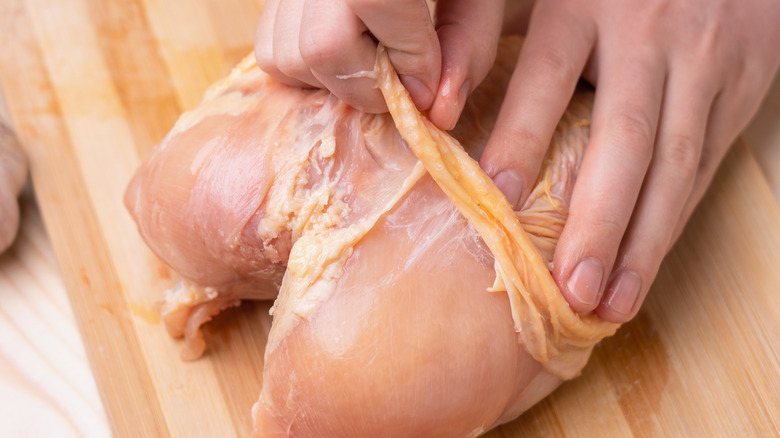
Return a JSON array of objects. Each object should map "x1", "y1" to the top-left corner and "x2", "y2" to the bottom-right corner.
[
  {"x1": 1, "y1": 49, "x2": 110, "y2": 438},
  {"x1": 0, "y1": 192, "x2": 110, "y2": 437},
  {"x1": 0, "y1": 0, "x2": 778, "y2": 436}
]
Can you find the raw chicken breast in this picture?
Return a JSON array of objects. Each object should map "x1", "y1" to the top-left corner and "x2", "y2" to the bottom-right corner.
[{"x1": 125, "y1": 37, "x2": 618, "y2": 437}]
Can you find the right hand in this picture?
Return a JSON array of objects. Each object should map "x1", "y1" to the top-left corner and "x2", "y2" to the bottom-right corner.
[{"x1": 254, "y1": 0, "x2": 505, "y2": 130}]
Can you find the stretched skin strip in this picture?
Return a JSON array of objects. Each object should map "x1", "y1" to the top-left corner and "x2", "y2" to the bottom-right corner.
[{"x1": 374, "y1": 45, "x2": 618, "y2": 379}]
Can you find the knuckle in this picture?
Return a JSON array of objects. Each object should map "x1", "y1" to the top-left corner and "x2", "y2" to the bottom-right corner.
[
  {"x1": 254, "y1": 44, "x2": 277, "y2": 74},
  {"x1": 657, "y1": 134, "x2": 701, "y2": 177},
  {"x1": 533, "y1": 50, "x2": 580, "y2": 85},
  {"x1": 506, "y1": 125, "x2": 546, "y2": 152},
  {"x1": 388, "y1": 44, "x2": 440, "y2": 80},
  {"x1": 610, "y1": 111, "x2": 656, "y2": 161},
  {"x1": 300, "y1": 43, "x2": 332, "y2": 70},
  {"x1": 698, "y1": 19, "x2": 730, "y2": 62},
  {"x1": 299, "y1": 37, "x2": 339, "y2": 71},
  {"x1": 591, "y1": 215, "x2": 626, "y2": 238},
  {"x1": 273, "y1": 50, "x2": 300, "y2": 77},
  {"x1": 622, "y1": 236, "x2": 666, "y2": 271},
  {"x1": 569, "y1": 212, "x2": 626, "y2": 249},
  {"x1": 696, "y1": 142, "x2": 722, "y2": 176},
  {"x1": 481, "y1": 127, "x2": 546, "y2": 183},
  {"x1": 489, "y1": 125, "x2": 548, "y2": 171},
  {"x1": 463, "y1": 38, "x2": 499, "y2": 84},
  {"x1": 563, "y1": 213, "x2": 625, "y2": 269}
]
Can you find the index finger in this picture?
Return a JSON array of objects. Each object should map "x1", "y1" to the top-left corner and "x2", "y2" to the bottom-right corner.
[{"x1": 479, "y1": 2, "x2": 596, "y2": 208}]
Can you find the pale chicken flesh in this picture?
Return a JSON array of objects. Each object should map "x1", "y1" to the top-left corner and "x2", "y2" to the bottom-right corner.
[{"x1": 125, "y1": 37, "x2": 618, "y2": 437}]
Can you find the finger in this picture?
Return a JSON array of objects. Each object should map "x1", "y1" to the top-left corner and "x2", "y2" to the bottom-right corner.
[
  {"x1": 255, "y1": 0, "x2": 284, "y2": 76},
  {"x1": 427, "y1": 0, "x2": 505, "y2": 130},
  {"x1": 479, "y1": 2, "x2": 596, "y2": 209},
  {"x1": 300, "y1": 0, "x2": 386, "y2": 112},
  {"x1": 553, "y1": 46, "x2": 665, "y2": 314},
  {"x1": 348, "y1": 0, "x2": 441, "y2": 110},
  {"x1": 595, "y1": 72, "x2": 712, "y2": 322},
  {"x1": 670, "y1": 59, "x2": 778, "y2": 243},
  {"x1": 670, "y1": 90, "x2": 750, "y2": 244},
  {"x1": 270, "y1": 0, "x2": 323, "y2": 87}
]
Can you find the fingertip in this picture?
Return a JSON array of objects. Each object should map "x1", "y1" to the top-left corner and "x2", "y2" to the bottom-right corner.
[
  {"x1": 478, "y1": 127, "x2": 543, "y2": 209},
  {"x1": 560, "y1": 257, "x2": 605, "y2": 314},
  {"x1": 429, "y1": 77, "x2": 470, "y2": 130},
  {"x1": 492, "y1": 169, "x2": 524, "y2": 209},
  {"x1": 596, "y1": 270, "x2": 644, "y2": 323}
]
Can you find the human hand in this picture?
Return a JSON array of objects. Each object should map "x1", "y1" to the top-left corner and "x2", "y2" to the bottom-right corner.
[
  {"x1": 0, "y1": 122, "x2": 27, "y2": 253},
  {"x1": 480, "y1": 0, "x2": 780, "y2": 323},
  {"x1": 254, "y1": 0, "x2": 505, "y2": 129}
]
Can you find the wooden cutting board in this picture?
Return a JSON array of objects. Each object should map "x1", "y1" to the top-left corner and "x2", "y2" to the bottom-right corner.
[{"x1": 1, "y1": 0, "x2": 778, "y2": 436}]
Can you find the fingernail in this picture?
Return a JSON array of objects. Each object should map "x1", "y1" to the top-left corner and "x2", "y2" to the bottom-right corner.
[
  {"x1": 567, "y1": 257, "x2": 605, "y2": 309},
  {"x1": 603, "y1": 270, "x2": 643, "y2": 317},
  {"x1": 493, "y1": 170, "x2": 523, "y2": 209},
  {"x1": 400, "y1": 75, "x2": 433, "y2": 110}
]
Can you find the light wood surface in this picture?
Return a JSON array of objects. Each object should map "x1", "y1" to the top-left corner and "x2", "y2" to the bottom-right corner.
[
  {"x1": 0, "y1": 0, "x2": 778, "y2": 437},
  {"x1": 0, "y1": 71, "x2": 110, "y2": 437},
  {"x1": 0, "y1": 191, "x2": 110, "y2": 437}
]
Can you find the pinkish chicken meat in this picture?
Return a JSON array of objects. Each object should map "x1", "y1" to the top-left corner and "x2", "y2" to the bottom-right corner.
[{"x1": 125, "y1": 37, "x2": 617, "y2": 437}]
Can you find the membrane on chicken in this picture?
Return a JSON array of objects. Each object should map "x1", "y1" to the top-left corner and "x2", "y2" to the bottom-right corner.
[{"x1": 125, "y1": 37, "x2": 619, "y2": 437}]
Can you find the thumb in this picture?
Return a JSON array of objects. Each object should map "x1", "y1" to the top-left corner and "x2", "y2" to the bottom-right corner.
[{"x1": 428, "y1": 0, "x2": 505, "y2": 130}]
